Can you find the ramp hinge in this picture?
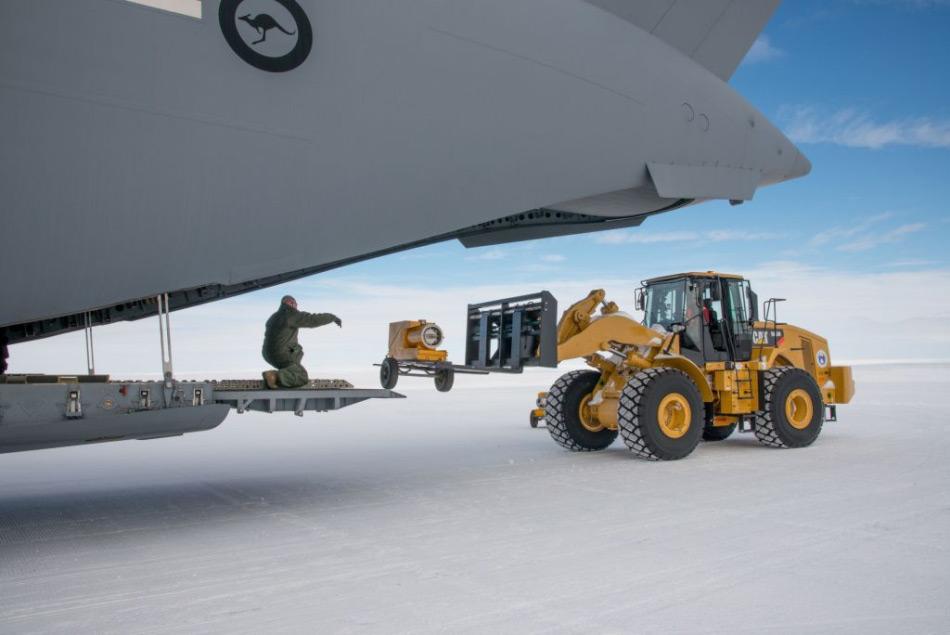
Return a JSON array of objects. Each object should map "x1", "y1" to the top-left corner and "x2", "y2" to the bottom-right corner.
[
  {"x1": 139, "y1": 389, "x2": 152, "y2": 410},
  {"x1": 65, "y1": 389, "x2": 83, "y2": 419}
]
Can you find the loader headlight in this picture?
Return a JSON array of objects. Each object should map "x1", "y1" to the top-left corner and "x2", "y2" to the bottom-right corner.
[
  {"x1": 403, "y1": 321, "x2": 445, "y2": 350},
  {"x1": 421, "y1": 324, "x2": 444, "y2": 348},
  {"x1": 536, "y1": 393, "x2": 547, "y2": 408}
]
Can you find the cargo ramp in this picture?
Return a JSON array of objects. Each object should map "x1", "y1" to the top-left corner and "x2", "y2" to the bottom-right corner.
[{"x1": 0, "y1": 375, "x2": 402, "y2": 454}]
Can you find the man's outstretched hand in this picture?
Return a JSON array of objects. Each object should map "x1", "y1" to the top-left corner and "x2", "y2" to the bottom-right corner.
[{"x1": 332, "y1": 315, "x2": 343, "y2": 328}]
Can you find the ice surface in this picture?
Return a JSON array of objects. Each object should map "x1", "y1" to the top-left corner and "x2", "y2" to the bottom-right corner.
[{"x1": 1, "y1": 365, "x2": 949, "y2": 633}]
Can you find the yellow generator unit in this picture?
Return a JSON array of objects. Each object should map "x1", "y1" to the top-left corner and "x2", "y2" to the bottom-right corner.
[
  {"x1": 388, "y1": 320, "x2": 447, "y2": 362},
  {"x1": 378, "y1": 320, "x2": 487, "y2": 392},
  {"x1": 533, "y1": 272, "x2": 854, "y2": 460}
]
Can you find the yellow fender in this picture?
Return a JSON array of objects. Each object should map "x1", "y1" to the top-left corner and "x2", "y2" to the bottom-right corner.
[{"x1": 652, "y1": 355, "x2": 714, "y2": 403}]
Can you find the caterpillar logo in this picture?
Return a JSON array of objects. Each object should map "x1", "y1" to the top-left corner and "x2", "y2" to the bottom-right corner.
[
  {"x1": 752, "y1": 328, "x2": 784, "y2": 347},
  {"x1": 219, "y1": 0, "x2": 313, "y2": 73}
]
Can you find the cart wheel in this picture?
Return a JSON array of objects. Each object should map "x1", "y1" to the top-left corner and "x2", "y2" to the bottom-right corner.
[
  {"x1": 379, "y1": 357, "x2": 399, "y2": 390},
  {"x1": 434, "y1": 367, "x2": 455, "y2": 392}
]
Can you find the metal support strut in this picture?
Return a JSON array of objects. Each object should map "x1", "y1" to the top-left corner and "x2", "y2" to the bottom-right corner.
[
  {"x1": 157, "y1": 293, "x2": 174, "y2": 382},
  {"x1": 83, "y1": 311, "x2": 96, "y2": 375}
]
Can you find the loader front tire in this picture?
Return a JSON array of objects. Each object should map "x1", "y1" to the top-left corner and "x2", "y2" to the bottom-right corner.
[
  {"x1": 618, "y1": 368, "x2": 704, "y2": 460},
  {"x1": 543, "y1": 370, "x2": 617, "y2": 452},
  {"x1": 754, "y1": 368, "x2": 824, "y2": 448}
]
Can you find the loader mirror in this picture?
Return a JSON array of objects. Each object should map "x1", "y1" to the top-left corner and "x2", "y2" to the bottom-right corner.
[
  {"x1": 635, "y1": 288, "x2": 645, "y2": 311},
  {"x1": 748, "y1": 289, "x2": 759, "y2": 322}
]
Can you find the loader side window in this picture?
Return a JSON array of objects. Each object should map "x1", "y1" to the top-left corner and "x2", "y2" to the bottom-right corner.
[
  {"x1": 643, "y1": 280, "x2": 686, "y2": 331},
  {"x1": 699, "y1": 283, "x2": 726, "y2": 352}
]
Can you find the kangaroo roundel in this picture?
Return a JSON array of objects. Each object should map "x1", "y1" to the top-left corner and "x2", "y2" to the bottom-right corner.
[{"x1": 219, "y1": 0, "x2": 313, "y2": 73}]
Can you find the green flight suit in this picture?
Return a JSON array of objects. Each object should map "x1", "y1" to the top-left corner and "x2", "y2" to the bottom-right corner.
[{"x1": 262, "y1": 304, "x2": 338, "y2": 388}]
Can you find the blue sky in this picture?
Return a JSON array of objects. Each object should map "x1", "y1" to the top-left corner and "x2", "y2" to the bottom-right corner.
[
  {"x1": 287, "y1": 0, "x2": 950, "y2": 365},
  {"x1": 16, "y1": 0, "x2": 950, "y2": 375},
  {"x1": 317, "y1": 0, "x2": 950, "y2": 285}
]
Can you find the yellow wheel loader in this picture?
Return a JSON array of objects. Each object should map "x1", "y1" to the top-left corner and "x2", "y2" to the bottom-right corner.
[{"x1": 533, "y1": 272, "x2": 854, "y2": 460}]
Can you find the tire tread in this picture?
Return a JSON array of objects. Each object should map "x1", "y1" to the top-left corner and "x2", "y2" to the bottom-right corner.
[
  {"x1": 544, "y1": 370, "x2": 609, "y2": 451},
  {"x1": 754, "y1": 368, "x2": 824, "y2": 448},
  {"x1": 617, "y1": 367, "x2": 702, "y2": 461}
]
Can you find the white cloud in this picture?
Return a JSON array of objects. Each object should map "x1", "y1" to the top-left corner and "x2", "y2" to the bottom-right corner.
[
  {"x1": 744, "y1": 35, "x2": 784, "y2": 64},
  {"x1": 837, "y1": 222, "x2": 926, "y2": 252},
  {"x1": 810, "y1": 212, "x2": 893, "y2": 246},
  {"x1": 541, "y1": 254, "x2": 567, "y2": 263},
  {"x1": 596, "y1": 231, "x2": 698, "y2": 244},
  {"x1": 704, "y1": 230, "x2": 779, "y2": 242},
  {"x1": 464, "y1": 248, "x2": 507, "y2": 261},
  {"x1": 810, "y1": 213, "x2": 926, "y2": 252},
  {"x1": 597, "y1": 229, "x2": 778, "y2": 245},
  {"x1": 11, "y1": 264, "x2": 950, "y2": 379},
  {"x1": 886, "y1": 259, "x2": 939, "y2": 268},
  {"x1": 739, "y1": 262, "x2": 950, "y2": 362},
  {"x1": 781, "y1": 106, "x2": 950, "y2": 149}
]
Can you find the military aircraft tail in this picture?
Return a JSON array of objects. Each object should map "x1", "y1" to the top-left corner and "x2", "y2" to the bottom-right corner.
[{"x1": 585, "y1": 0, "x2": 781, "y2": 80}]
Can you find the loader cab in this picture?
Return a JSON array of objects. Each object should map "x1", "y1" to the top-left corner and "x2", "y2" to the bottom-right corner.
[{"x1": 640, "y1": 273, "x2": 757, "y2": 366}]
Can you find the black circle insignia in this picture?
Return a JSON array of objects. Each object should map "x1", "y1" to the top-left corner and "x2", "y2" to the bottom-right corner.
[{"x1": 219, "y1": 0, "x2": 313, "y2": 73}]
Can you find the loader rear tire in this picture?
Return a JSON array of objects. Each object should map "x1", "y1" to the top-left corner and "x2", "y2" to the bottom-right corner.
[
  {"x1": 754, "y1": 368, "x2": 824, "y2": 448},
  {"x1": 702, "y1": 423, "x2": 736, "y2": 441},
  {"x1": 543, "y1": 370, "x2": 617, "y2": 452},
  {"x1": 618, "y1": 368, "x2": 704, "y2": 460}
]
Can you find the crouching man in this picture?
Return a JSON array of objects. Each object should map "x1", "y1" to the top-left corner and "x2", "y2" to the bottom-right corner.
[{"x1": 262, "y1": 295, "x2": 341, "y2": 389}]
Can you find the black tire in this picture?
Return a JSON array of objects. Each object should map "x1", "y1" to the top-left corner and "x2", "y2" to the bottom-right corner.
[
  {"x1": 434, "y1": 367, "x2": 454, "y2": 392},
  {"x1": 618, "y1": 368, "x2": 704, "y2": 460},
  {"x1": 543, "y1": 370, "x2": 617, "y2": 451},
  {"x1": 379, "y1": 357, "x2": 399, "y2": 390},
  {"x1": 754, "y1": 368, "x2": 824, "y2": 448},
  {"x1": 530, "y1": 412, "x2": 541, "y2": 428},
  {"x1": 703, "y1": 423, "x2": 737, "y2": 441}
]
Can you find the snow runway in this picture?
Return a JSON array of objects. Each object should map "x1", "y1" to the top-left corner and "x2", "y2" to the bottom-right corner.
[{"x1": 1, "y1": 365, "x2": 948, "y2": 633}]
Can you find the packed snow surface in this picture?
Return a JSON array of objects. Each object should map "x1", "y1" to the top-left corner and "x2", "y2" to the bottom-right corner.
[{"x1": 1, "y1": 365, "x2": 948, "y2": 633}]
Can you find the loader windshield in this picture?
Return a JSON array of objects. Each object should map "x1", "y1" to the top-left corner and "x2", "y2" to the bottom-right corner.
[{"x1": 643, "y1": 279, "x2": 687, "y2": 331}]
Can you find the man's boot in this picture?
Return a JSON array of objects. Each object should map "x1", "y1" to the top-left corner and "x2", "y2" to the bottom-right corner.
[{"x1": 262, "y1": 370, "x2": 279, "y2": 390}]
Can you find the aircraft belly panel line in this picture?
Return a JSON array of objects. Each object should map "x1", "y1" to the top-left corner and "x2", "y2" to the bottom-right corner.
[{"x1": 427, "y1": 26, "x2": 646, "y2": 106}]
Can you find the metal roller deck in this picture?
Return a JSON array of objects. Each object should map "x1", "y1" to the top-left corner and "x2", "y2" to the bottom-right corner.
[
  {"x1": 211, "y1": 379, "x2": 403, "y2": 416},
  {"x1": 0, "y1": 376, "x2": 404, "y2": 453}
]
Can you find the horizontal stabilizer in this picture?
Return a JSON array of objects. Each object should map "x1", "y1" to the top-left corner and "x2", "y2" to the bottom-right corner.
[
  {"x1": 584, "y1": 0, "x2": 781, "y2": 80},
  {"x1": 648, "y1": 162, "x2": 759, "y2": 201}
]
